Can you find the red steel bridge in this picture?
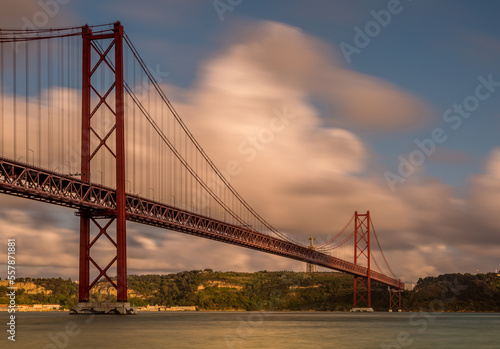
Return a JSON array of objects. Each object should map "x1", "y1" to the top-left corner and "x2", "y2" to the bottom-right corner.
[{"x1": 0, "y1": 23, "x2": 403, "y2": 312}]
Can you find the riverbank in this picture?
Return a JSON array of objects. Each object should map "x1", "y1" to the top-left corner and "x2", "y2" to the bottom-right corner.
[{"x1": 0, "y1": 304, "x2": 62, "y2": 312}]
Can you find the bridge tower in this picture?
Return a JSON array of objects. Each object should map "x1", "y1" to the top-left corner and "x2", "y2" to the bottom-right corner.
[
  {"x1": 306, "y1": 237, "x2": 317, "y2": 273},
  {"x1": 352, "y1": 211, "x2": 373, "y2": 311},
  {"x1": 73, "y1": 22, "x2": 134, "y2": 315}
]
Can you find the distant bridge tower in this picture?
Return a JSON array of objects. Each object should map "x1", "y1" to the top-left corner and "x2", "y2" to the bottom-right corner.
[
  {"x1": 306, "y1": 237, "x2": 317, "y2": 273},
  {"x1": 353, "y1": 211, "x2": 372, "y2": 311}
]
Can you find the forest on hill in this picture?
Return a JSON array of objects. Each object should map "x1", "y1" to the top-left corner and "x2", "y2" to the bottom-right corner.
[{"x1": 1, "y1": 271, "x2": 499, "y2": 312}]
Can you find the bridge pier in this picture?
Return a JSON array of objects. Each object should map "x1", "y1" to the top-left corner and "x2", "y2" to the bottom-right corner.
[{"x1": 70, "y1": 302, "x2": 136, "y2": 315}]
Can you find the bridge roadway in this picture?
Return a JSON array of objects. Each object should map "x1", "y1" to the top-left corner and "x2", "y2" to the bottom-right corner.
[{"x1": 0, "y1": 156, "x2": 403, "y2": 290}]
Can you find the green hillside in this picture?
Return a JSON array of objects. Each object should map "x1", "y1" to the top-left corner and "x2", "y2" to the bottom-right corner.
[
  {"x1": 1, "y1": 271, "x2": 499, "y2": 312},
  {"x1": 407, "y1": 273, "x2": 500, "y2": 312}
]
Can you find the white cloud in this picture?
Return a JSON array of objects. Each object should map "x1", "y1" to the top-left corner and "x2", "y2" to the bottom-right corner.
[
  {"x1": 485, "y1": 148, "x2": 500, "y2": 180},
  {"x1": 199, "y1": 21, "x2": 433, "y2": 132}
]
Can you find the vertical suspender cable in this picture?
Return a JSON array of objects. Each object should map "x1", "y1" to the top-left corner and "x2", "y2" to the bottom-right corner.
[
  {"x1": 173, "y1": 106, "x2": 176, "y2": 205},
  {"x1": 101, "y1": 45, "x2": 105, "y2": 185},
  {"x1": 60, "y1": 36, "x2": 64, "y2": 171},
  {"x1": 66, "y1": 36, "x2": 70, "y2": 171},
  {"x1": 0, "y1": 40, "x2": 3, "y2": 154},
  {"x1": 72, "y1": 35, "x2": 76, "y2": 171},
  {"x1": 57, "y1": 36, "x2": 61, "y2": 169},
  {"x1": 59, "y1": 36, "x2": 63, "y2": 170},
  {"x1": 25, "y1": 39, "x2": 29, "y2": 163},
  {"x1": 13, "y1": 36, "x2": 17, "y2": 160},
  {"x1": 146, "y1": 75, "x2": 150, "y2": 197},
  {"x1": 172, "y1": 104, "x2": 174, "y2": 205},
  {"x1": 37, "y1": 38, "x2": 41, "y2": 166},
  {"x1": 133, "y1": 56, "x2": 136, "y2": 193},
  {"x1": 75, "y1": 35, "x2": 79, "y2": 166},
  {"x1": 48, "y1": 37, "x2": 52, "y2": 167},
  {"x1": 160, "y1": 97, "x2": 164, "y2": 202},
  {"x1": 184, "y1": 132, "x2": 187, "y2": 209}
]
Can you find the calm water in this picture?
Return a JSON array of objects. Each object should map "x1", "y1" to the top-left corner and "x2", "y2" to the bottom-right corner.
[{"x1": 1, "y1": 311, "x2": 499, "y2": 348}]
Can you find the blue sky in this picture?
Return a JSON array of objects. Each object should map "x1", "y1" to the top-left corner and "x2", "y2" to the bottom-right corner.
[{"x1": 1, "y1": 1, "x2": 500, "y2": 282}]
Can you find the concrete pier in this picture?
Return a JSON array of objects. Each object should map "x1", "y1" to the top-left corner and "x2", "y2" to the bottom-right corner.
[
  {"x1": 70, "y1": 302, "x2": 137, "y2": 315},
  {"x1": 350, "y1": 307, "x2": 374, "y2": 312}
]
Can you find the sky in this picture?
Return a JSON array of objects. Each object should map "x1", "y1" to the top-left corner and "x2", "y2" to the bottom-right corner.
[{"x1": 0, "y1": 0, "x2": 500, "y2": 284}]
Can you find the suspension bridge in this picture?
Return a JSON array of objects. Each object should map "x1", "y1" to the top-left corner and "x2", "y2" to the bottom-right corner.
[{"x1": 0, "y1": 23, "x2": 403, "y2": 314}]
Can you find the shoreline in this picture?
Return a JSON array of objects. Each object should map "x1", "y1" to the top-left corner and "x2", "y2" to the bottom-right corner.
[{"x1": 3, "y1": 309, "x2": 500, "y2": 314}]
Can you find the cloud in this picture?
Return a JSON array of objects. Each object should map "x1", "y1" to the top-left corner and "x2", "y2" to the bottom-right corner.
[
  {"x1": 208, "y1": 21, "x2": 433, "y2": 132},
  {"x1": 484, "y1": 148, "x2": 500, "y2": 179},
  {"x1": 126, "y1": 223, "x2": 296, "y2": 275},
  {"x1": 461, "y1": 31, "x2": 500, "y2": 67},
  {"x1": 168, "y1": 21, "x2": 433, "y2": 236},
  {"x1": 0, "y1": 206, "x2": 79, "y2": 278},
  {"x1": 0, "y1": 0, "x2": 78, "y2": 28},
  {"x1": 465, "y1": 148, "x2": 500, "y2": 232}
]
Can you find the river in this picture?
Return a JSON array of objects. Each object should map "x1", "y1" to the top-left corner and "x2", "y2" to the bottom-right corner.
[{"x1": 1, "y1": 311, "x2": 499, "y2": 348}]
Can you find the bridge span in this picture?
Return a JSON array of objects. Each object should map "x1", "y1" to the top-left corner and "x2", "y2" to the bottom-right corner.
[{"x1": 0, "y1": 156, "x2": 403, "y2": 290}]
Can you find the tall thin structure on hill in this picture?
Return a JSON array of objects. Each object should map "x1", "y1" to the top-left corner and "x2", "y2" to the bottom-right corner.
[{"x1": 306, "y1": 237, "x2": 317, "y2": 273}]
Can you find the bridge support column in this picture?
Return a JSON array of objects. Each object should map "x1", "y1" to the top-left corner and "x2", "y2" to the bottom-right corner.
[
  {"x1": 352, "y1": 211, "x2": 373, "y2": 311},
  {"x1": 114, "y1": 21, "x2": 127, "y2": 304},
  {"x1": 78, "y1": 210, "x2": 90, "y2": 302},
  {"x1": 72, "y1": 22, "x2": 134, "y2": 314},
  {"x1": 389, "y1": 287, "x2": 402, "y2": 312}
]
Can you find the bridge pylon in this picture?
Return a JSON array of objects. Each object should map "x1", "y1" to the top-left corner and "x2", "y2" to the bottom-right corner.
[
  {"x1": 71, "y1": 22, "x2": 134, "y2": 315},
  {"x1": 351, "y1": 211, "x2": 373, "y2": 312},
  {"x1": 306, "y1": 237, "x2": 317, "y2": 273}
]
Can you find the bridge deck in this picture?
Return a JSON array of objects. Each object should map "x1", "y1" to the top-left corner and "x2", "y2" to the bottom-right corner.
[{"x1": 0, "y1": 157, "x2": 403, "y2": 290}]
